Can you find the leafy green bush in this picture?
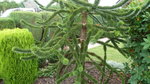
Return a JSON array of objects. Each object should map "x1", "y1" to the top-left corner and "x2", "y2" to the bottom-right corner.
[
  {"x1": 126, "y1": 6, "x2": 150, "y2": 84},
  {"x1": 0, "y1": 18, "x2": 15, "y2": 29},
  {"x1": 0, "y1": 28, "x2": 38, "y2": 84}
]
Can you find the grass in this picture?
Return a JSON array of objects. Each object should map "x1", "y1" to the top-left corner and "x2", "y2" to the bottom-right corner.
[{"x1": 88, "y1": 44, "x2": 131, "y2": 63}]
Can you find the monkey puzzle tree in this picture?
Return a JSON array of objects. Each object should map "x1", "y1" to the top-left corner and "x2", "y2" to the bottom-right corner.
[{"x1": 13, "y1": 0, "x2": 150, "y2": 83}]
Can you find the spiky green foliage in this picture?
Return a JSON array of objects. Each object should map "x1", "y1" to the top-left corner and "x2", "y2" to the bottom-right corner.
[
  {"x1": 0, "y1": 18, "x2": 15, "y2": 29},
  {"x1": 0, "y1": 28, "x2": 38, "y2": 84},
  {"x1": 13, "y1": 0, "x2": 150, "y2": 83}
]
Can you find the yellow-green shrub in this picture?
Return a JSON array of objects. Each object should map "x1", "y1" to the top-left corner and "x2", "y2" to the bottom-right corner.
[{"x1": 0, "y1": 28, "x2": 38, "y2": 84}]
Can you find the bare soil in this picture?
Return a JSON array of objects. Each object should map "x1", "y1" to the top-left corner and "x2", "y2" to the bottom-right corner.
[
  {"x1": 35, "y1": 62, "x2": 129, "y2": 84},
  {"x1": 0, "y1": 62, "x2": 128, "y2": 84}
]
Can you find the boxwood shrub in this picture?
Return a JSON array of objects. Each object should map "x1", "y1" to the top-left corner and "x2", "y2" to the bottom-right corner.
[
  {"x1": 0, "y1": 17, "x2": 15, "y2": 29},
  {"x1": 0, "y1": 28, "x2": 38, "y2": 84}
]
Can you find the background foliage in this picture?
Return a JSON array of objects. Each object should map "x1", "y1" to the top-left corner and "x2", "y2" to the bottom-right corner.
[
  {"x1": 0, "y1": 1, "x2": 21, "y2": 12},
  {"x1": 126, "y1": 6, "x2": 150, "y2": 84},
  {"x1": 9, "y1": 11, "x2": 42, "y2": 40},
  {"x1": 9, "y1": 11, "x2": 61, "y2": 41},
  {"x1": 0, "y1": 17, "x2": 15, "y2": 29}
]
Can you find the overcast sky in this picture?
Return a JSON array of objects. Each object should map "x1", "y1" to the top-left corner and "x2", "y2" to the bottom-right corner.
[{"x1": 0, "y1": 0, "x2": 120, "y2": 6}]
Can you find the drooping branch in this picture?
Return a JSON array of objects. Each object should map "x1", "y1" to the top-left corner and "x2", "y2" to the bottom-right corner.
[
  {"x1": 72, "y1": 0, "x2": 130, "y2": 9},
  {"x1": 40, "y1": 7, "x2": 58, "y2": 12},
  {"x1": 98, "y1": 9, "x2": 134, "y2": 17},
  {"x1": 21, "y1": 20, "x2": 41, "y2": 28},
  {"x1": 46, "y1": 1, "x2": 55, "y2": 8},
  {"x1": 141, "y1": 0, "x2": 150, "y2": 10},
  {"x1": 37, "y1": 10, "x2": 70, "y2": 24},
  {"x1": 12, "y1": 47, "x2": 32, "y2": 54},
  {"x1": 34, "y1": 0, "x2": 44, "y2": 8},
  {"x1": 67, "y1": 7, "x2": 88, "y2": 26},
  {"x1": 94, "y1": 0, "x2": 100, "y2": 7}
]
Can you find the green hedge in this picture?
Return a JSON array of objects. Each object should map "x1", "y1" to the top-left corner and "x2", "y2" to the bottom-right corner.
[
  {"x1": 9, "y1": 11, "x2": 42, "y2": 41},
  {"x1": 0, "y1": 28, "x2": 38, "y2": 84},
  {"x1": 9, "y1": 11, "x2": 61, "y2": 41},
  {"x1": 0, "y1": 17, "x2": 15, "y2": 29},
  {"x1": 9, "y1": 11, "x2": 41, "y2": 27}
]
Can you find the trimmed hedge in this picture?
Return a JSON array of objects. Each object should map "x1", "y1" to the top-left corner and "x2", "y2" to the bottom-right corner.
[
  {"x1": 9, "y1": 11, "x2": 41, "y2": 27},
  {"x1": 9, "y1": 11, "x2": 61, "y2": 41},
  {"x1": 9, "y1": 11, "x2": 42, "y2": 41},
  {"x1": 0, "y1": 28, "x2": 38, "y2": 84},
  {"x1": 0, "y1": 18, "x2": 15, "y2": 29}
]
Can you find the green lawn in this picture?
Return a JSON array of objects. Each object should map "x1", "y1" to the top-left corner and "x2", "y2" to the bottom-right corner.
[{"x1": 88, "y1": 45, "x2": 131, "y2": 63}]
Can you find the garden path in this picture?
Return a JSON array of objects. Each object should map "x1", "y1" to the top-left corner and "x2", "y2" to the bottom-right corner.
[{"x1": 88, "y1": 38, "x2": 109, "y2": 49}]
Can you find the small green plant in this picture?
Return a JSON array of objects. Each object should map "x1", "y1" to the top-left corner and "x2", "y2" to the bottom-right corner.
[{"x1": 0, "y1": 28, "x2": 38, "y2": 84}]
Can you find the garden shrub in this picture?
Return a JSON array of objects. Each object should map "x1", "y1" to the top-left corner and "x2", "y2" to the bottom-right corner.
[
  {"x1": 0, "y1": 17, "x2": 15, "y2": 29},
  {"x1": 126, "y1": 5, "x2": 150, "y2": 84},
  {"x1": 9, "y1": 11, "x2": 42, "y2": 41},
  {"x1": 0, "y1": 28, "x2": 38, "y2": 84},
  {"x1": 9, "y1": 11, "x2": 61, "y2": 41},
  {"x1": 9, "y1": 11, "x2": 41, "y2": 27}
]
